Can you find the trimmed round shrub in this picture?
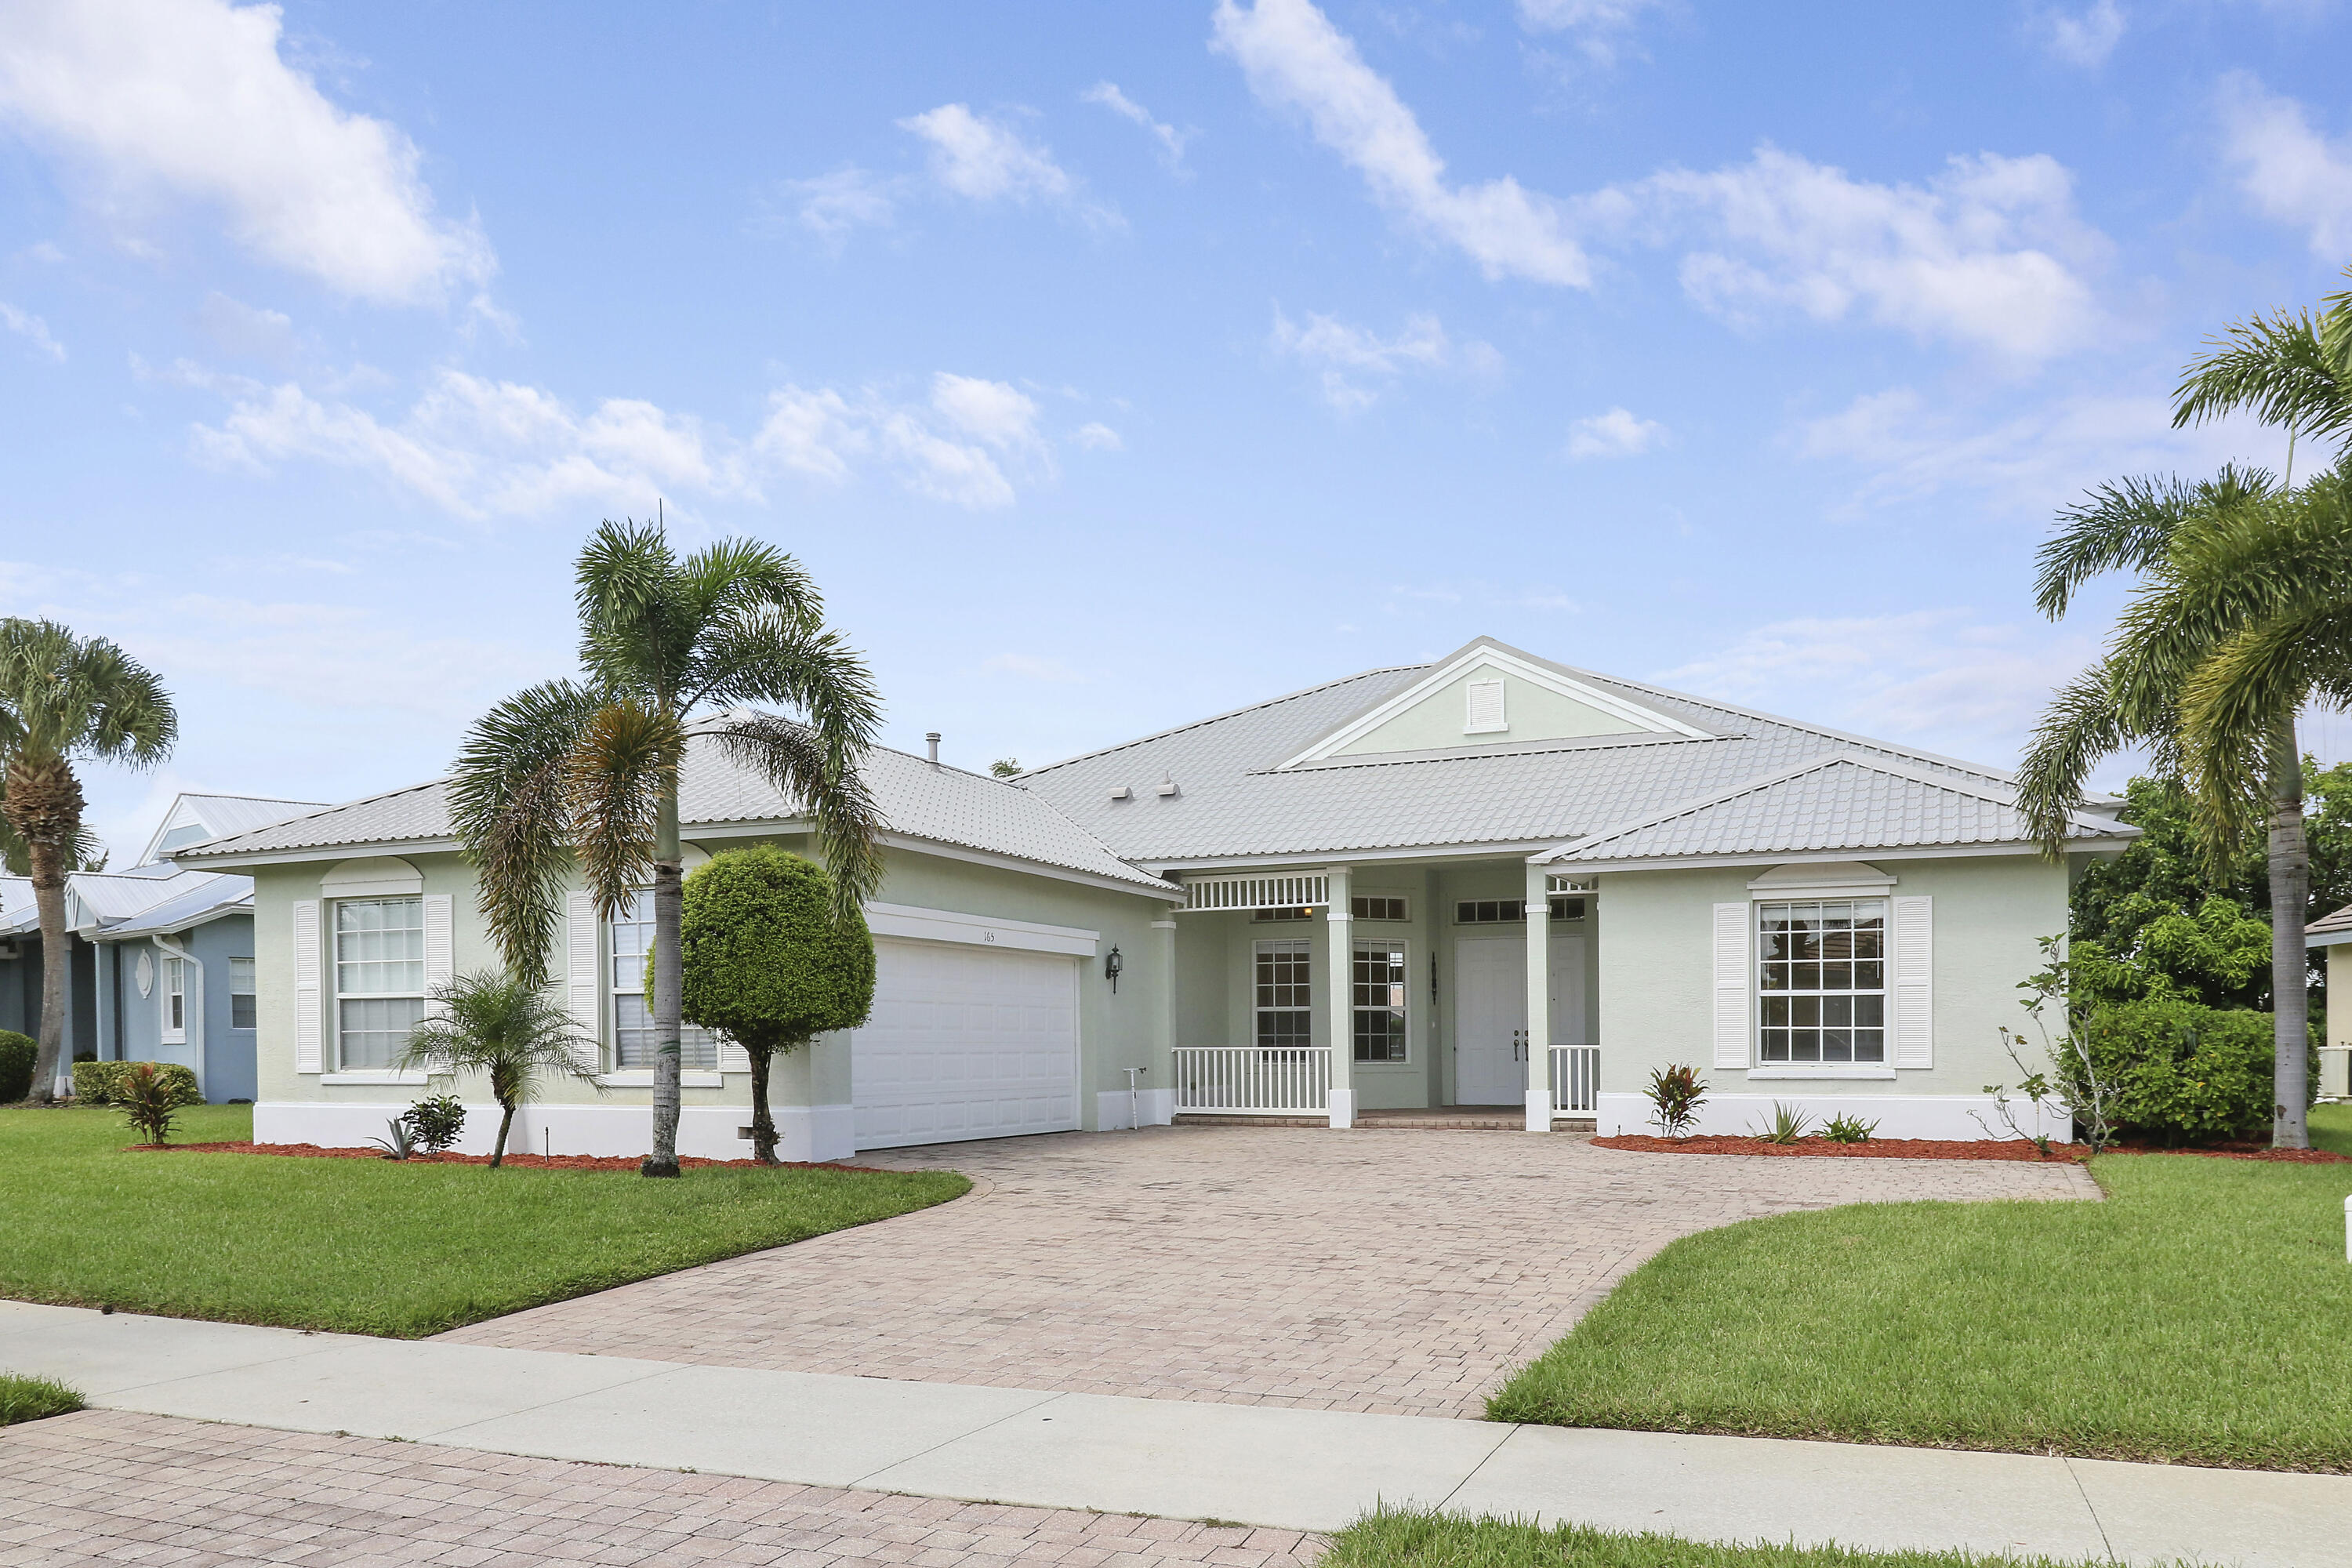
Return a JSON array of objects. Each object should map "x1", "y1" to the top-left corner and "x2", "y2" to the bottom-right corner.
[
  {"x1": 2067, "y1": 998, "x2": 2307, "y2": 1144},
  {"x1": 0, "y1": 1030, "x2": 34, "y2": 1103}
]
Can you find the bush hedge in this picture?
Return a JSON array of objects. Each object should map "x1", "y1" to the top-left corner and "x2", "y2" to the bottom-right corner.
[
  {"x1": 71, "y1": 1060, "x2": 202, "y2": 1109},
  {"x1": 2067, "y1": 998, "x2": 2310, "y2": 1144},
  {"x1": 0, "y1": 1030, "x2": 33, "y2": 1102}
]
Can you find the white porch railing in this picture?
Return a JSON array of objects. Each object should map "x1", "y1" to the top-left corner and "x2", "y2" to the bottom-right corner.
[
  {"x1": 1551, "y1": 1047, "x2": 1600, "y2": 1114},
  {"x1": 1173, "y1": 1046, "x2": 1331, "y2": 1114}
]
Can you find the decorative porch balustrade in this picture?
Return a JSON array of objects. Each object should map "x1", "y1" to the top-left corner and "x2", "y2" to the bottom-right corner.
[
  {"x1": 1551, "y1": 1046, "x2": 1600, "y2": 1114},
  {"x1": 1171, "y1": 1046, "x2": 1331, "y2": 1115}
]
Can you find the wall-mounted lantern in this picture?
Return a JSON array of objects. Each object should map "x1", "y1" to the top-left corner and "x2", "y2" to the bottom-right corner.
[{"x1": 1105, "y1": 945, "x2": 1123, "y2": 993}]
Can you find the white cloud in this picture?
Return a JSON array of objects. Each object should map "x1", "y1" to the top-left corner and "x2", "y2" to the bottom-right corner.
[
  {"x1": 2216, "y1": 72, "x2": 2352, "y2": 259},
  {"x1": 1514, "y1": 0, "x2": 1668, "y2": 65},
  {"x1": 1610, "y1": 147, "x2": 2109, "y2": 364},
  {"x1": 783, "y1": 166, "x2": 898, "y2": 242},
  {"x1": 0, "y1": 301, "x2": 64, "y2": 361},
  {"x1": 196, "y1": 292, "x2": 296, "y2": 362},
  {"x1": 185, "y1": 365, "x2": 1067, "y2": 517},
  {"x1": 1566, "y1": 406, "x2": 1668, "y2": 459},
  {"x1": 1212, "y1": 0, "x2": 1592, "y2": 287},
  {"x1": 1791, "y1": 384, "x2": 2268, "y2": 515},
  {"x1": 1082, "y1": 82, "x2": 1191, "y2": 169},
  {"x1": 1269, "y1": 307, "x2": 1494, "y2": 410},
  {"x1": 2031, "y1": 1, "x2": 2125, "y2": 67},
  {"x1": 1073, "y1": 421, "x2": 1123, "y2": 451},
  {"x1": 1661, "y1": 609, "x2": 2096, "y2": 768},
  {"x1": 901, "y1": 103, "x2": 1073, "y2": 203},
  {"x1": 0, "y1": 0, "x2": 493, "y2": 304}
]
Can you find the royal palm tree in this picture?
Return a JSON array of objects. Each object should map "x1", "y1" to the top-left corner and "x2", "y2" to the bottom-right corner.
[
  {"x1": 400, "y1": 971, "x2": 599, "y2": 1167},
  {"x1": 0, "y1": 620, "x2": 174, "y2": 1103},
  {"x1": 448, "y1": 521, "x2": 884, "y2": 1176}
]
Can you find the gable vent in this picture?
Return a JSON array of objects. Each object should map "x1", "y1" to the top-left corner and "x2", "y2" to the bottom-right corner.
[{"x1": 1465, "y1": 678, "x2": 1506, "y2": 734}]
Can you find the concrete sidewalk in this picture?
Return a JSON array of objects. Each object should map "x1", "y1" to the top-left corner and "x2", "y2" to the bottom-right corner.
[{"x1": 7, "y1": 1301, "x2": 2349, "y2": 1566}]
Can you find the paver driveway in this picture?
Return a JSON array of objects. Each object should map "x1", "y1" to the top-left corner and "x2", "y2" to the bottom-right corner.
[{"x1": 441, "y1": 1126, "x2": 2094, "y2": 1417}]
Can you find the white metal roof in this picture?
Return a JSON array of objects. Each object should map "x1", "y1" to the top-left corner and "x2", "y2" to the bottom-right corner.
[{"x1": 136, "y1": 793, "x2": 328, "y2": 866}]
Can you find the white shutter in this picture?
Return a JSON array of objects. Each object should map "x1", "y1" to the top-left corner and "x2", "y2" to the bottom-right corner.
[
  {"x1": 1712, "y1": 902, "x2": 1750, "y2": 1069},
  {"x1": 421, "y1": 895, "x2": 454, "y2": 1014},
  {"x1": 1892, "y1": 895, "x2": 1933, "y2": 1068},
  {"x1": 292, "y1": 899, "x2": 321, "y2": 1074},
  {"x1": 565, "y1": 891, "x2": 601, "y2": 1070}
]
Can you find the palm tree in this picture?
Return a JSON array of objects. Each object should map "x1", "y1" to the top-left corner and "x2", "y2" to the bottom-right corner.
[
  {"x1": 400, "y1": 971, "x2": 599, "y2": 1167},
  {"x1": 0, "y1": 621, "x2": 175, "y2": 1103},
  {"x1": 448, "y1": 521, "x2": 884, "y2": 1177}
]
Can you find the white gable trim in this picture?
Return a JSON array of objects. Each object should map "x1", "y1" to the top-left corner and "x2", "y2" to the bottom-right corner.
[
  {"x1": 319, "y1": 856, "x2": 424, "y2": 898},
  {"x1": 1748, "y1": 861, "x2": 1896, "y2": 897},
  {"x1": 1276, "y1": 641, "x2": 1710, "y2": 767}
]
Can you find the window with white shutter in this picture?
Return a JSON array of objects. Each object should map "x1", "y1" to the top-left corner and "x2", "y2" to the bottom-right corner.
[
  {"x1": 292, "y1": 899, "x2": 321, "y2": 1073},
  {"x1": 1711, "y1": 902, "x2": 1748, "y2": 1069},
  {"x1": 1891, "y1": 895, "x2": 1933, "y2": 1068}
]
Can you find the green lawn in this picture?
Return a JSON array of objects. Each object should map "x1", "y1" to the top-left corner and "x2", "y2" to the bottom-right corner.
[
  {"x1": 1325, "y1": 1511, "x2": 2123, "y2": 1568},
  {"x1": 0, "y1": 1105, "x2": 967, "y2": 1337},
  {"x1": 1492, "y1": 1111, "x2": 2352, "y2": 1472},
  {"x1": 0, "y1": 1374, "x2": 83, "y2": 1426}
]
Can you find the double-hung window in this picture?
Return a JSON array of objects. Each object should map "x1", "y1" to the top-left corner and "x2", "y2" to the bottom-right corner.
[
  {"x1": 335, "y1": 897, "x2": 425, "y2": 1069},
  {"x1": 162, "y1": 957, "x2": 186, "y2": 1043},
  {"x1": 1758, "y1": 900, "x2": 1886, "y2": 1064},
  {"x1": 1253, "y1": 938, "x2": 1312, "y2": 1054},
  {"x1": 610, "y1": 890, "x2": 717, "y2": 1069},
  {"x1": 1351, "y1": 940, "x2": 1407, "y2": 1062},
  {"x1": 229, "y1": 958, "x2": 256, "y2": 1030}
]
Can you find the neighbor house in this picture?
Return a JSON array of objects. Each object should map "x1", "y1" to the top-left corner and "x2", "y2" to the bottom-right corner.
[
  {"x1": 179, "y1": 637, "x2": 2125, "y2": 1158},
  {"x1": 1, "y1": 793, "x2": 323, "y2": 1101}
]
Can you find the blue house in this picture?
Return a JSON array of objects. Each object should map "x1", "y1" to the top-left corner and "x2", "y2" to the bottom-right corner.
[{"x1": 0, "y1": 793, "x2": 321, "y2": 1102}]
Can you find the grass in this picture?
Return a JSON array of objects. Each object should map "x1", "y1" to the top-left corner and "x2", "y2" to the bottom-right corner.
[
  {"x1": 0, "y1": 1373, "x2": 84, "y2": 1426},
  {"x1": 0, "y1": 1105, "x2": 968, "y2": 1337},
  {"x1": 1325, "y1": 1510, "x2": 2125, "y2": 1568},
  {"x1": 1491, "y1": 1113, "x2": 2352, "y2": 1472}
]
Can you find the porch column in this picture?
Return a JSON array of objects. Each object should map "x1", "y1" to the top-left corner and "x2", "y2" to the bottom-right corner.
[
  {"x1": 1150, "y1": 916, "x2": 1177, "y2": 1126},
  {"x1": 1326, "y1": 866, "x2": 1354, "y2": 1129},
  {"x1": 1523, "y1": 860, "x2": 1551, "y2": 1132}
]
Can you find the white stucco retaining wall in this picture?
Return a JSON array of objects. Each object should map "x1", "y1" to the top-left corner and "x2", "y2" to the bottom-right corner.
[
  {"x1": 1593, "y1": 1091, "x2": 2076, "y2": 1142},
  {"x1": 254, "y1": 1100, "x2": 860, "y2": 1163}
]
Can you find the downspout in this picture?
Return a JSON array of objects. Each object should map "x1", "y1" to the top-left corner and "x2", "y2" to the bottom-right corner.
[{"x1": 153, "y1": 931, "x2": 205, "y2": 1100}]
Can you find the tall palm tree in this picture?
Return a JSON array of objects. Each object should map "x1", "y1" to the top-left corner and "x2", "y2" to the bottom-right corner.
[
  {"x1": 0, "y1": 620, "x2": 175, "y2": 1102},
  {"x1": 448, "y1": 521, "x2": 884, "y2": 1176}
]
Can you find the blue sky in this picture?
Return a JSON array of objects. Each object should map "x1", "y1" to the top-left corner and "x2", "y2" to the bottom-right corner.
[{"x1": 3, "y1": 0, "x2": 2350, "y2": 858}]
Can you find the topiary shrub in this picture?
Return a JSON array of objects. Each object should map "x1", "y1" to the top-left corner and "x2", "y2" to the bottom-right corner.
[
  {"x1": 71, "y1": 1060, "x2": 201, "y2": 1109},
  {"x1": 2067, "y1": 998, "x2": 2311, "y2": 1144},
  {"x1": 0, "y1": 1030, "x2": 34, "y2": 1103}
]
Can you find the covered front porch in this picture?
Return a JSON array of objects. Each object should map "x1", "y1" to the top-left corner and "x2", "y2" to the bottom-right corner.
[{"x1": 1165, "y1": 858, "x2": 1600, "y2": 1131}]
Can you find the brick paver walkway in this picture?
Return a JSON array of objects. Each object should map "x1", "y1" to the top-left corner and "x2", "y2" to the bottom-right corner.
[
  {"x1": 442, "y1": 1127, "x2": 2092, "y2": 1417},
  {"x1": 0, "y1": 1408, "x2": 1326, "y2": 1567}
]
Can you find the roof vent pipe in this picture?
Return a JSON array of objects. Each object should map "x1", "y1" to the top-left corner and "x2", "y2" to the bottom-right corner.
[{"x1": 926, "y1": 732, "x2": 942, "y2": 767}]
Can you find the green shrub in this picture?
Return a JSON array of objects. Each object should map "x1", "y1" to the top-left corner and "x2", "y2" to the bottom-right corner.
[
  {"x1": 0, "y1": 1029, "x2": 34, "y2": 1102},
  {"x1": 117, "y1": 1062, "x2": 186, "y2": 1145},
  {"x1": 71, "y1": 1060, "x2": 201, "y2": 1109},
  {"x1": 2068, "y1": 998, "x2": 2310, "y2": 1144}
]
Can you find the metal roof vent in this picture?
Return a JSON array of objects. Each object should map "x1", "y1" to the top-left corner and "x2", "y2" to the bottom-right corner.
[
  {"x1": 1155, "y1": 778, "x2": 1179, "y2": 798},
  {"x1": 925, "y1": 732, "x2": 942, "y2": 767},
  {"x1": 1108, "y1": 786, "x2": 1131, "y2": 800}
]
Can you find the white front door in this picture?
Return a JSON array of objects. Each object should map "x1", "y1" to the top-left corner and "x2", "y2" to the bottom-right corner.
[
  {"x1": 851, "y1": 938, "x2": 1081, "y2": 1150},
  {"x1": 1454, "y1": 938, "x2": 1525, "y2": 1105}
]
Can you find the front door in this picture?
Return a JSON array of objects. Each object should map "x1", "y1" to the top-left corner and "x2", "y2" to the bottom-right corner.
[{"x1": 1454, "y1": 938, "x2": 1525, "y2": 1104}]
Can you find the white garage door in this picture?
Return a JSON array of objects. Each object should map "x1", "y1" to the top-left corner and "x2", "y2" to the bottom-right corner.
[{"x1": 851, "y1": 938, "x2": 1080, "y2": 1150}]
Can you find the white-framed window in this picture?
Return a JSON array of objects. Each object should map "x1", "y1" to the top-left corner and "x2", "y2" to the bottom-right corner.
[
  {"x1": 610, "y1": 890, "x2": 717, "y2": 1070},
  {"x1": 229, "y1": 958, "x2": 256, "y2": 1030},
  {"x1": 1465, "y1": 677, "x2": 1506, "y2": 733},
  {"x1": 335, "y1": 896, "x2": 425, "y2": 1070},
  {"x1": 1253, "y1": 938, "x2": 1312, "y2": 1053},
  {"x1": 1250, "y1": 905, "x2": 1316, "y2": 923},
  {"x1": 1350, "y1": 895, "x2": 1408, "y2": 921},
  {"x1": 162, "y1": 956, "x2": 186, "y2": 1043},
  {"x1": 1757, "y1": 899, "x2": 1886, "y2": 1065},
  {"x1": 1352, "y1": 938, "x2": 1408, "y2": 1063},
  {"x1": 1454, "y1": 895, "x2": 1588, "y2": 924}
]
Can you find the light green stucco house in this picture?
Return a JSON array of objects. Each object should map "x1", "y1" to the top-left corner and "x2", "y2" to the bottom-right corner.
[{"x1": 179, "y1": 637, "x2": 2129, "y2": 1156}]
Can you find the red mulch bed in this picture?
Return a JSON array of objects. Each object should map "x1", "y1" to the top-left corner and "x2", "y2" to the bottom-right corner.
[
  {"x1": 127, "y1": 1141, "x2": 858, "y2": 1171},
  {"x1": 1592, "y1": 1134, "x2": 2352, "y2": 1163}
]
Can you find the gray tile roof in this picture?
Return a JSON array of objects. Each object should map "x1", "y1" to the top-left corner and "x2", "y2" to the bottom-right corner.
[
  {"x1": 1544, "y1": 754, "x2": 2118, "y2": 865},
  {"x1": 2307, "y1": 903, "x2": 2352, "y2": 940},
  {"x1": 178, "y1": 731, "x2": 1183, "y2": 898},
  {"x1": 1016, "y1": 637, "x2": 2122, "y2": 866},
  {"x1": 94, "y1": 876, "x2": 255, "y2": 939}
]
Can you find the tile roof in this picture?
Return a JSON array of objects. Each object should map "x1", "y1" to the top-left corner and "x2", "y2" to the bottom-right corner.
[
  {"x1": 2307, "y1": 903, "x2": 2352, "y2": 938},
  {"x1": 178, "y1": 731, "x2": 1183, "y2": 897},
  {"x1": 96, "y1": 877, "x2": 256, "y2": 938},
  {"x1": 1015, "y1": 638, "x2": 2100, "y2": 866}
]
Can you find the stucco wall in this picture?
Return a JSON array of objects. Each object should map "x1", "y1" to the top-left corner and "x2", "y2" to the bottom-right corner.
[
  {"x1": 101, "y1": 914, "x2": 257, "y2": 1102},
  {"x1": 1594, "y1": 852, "x2": 2071, "y2": 1137},
  {"x1": 1336, "y1": 665, "x2": 1639, "y2": 756}
]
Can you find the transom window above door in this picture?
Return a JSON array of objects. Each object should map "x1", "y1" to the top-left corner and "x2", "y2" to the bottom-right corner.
[
  {"x1": 1250, "y1": 905, "x2": 1316, "y2": 922},
  {"x1": 1455, "y1": 895, "x2": 1588, "y2": 924},
  {"x1": 1351, "y1": 895, "x2": 1407, "y2": 921},
  {"x1": 1757, "y1": 899, "x2": 1886, "y2": 1064}
]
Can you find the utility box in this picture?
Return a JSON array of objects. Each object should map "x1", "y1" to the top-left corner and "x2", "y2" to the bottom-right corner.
[{"x1": 2322, "y1": 1047, "x2": 2352, "y2": 1102}]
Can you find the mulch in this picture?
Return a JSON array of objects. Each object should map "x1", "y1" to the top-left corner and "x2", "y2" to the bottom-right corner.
[
  {"x1": 1592, "y1": 1134, "x2": 2352, "y2": 1163},
  {"x1": 125, "y1": 1141, "x2": 862, "y2": 1172}
]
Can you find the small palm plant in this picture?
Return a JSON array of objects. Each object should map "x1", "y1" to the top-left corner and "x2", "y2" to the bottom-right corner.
[{"x1": 399, "y1": 971, "x2": 598, "y2": 1169}]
